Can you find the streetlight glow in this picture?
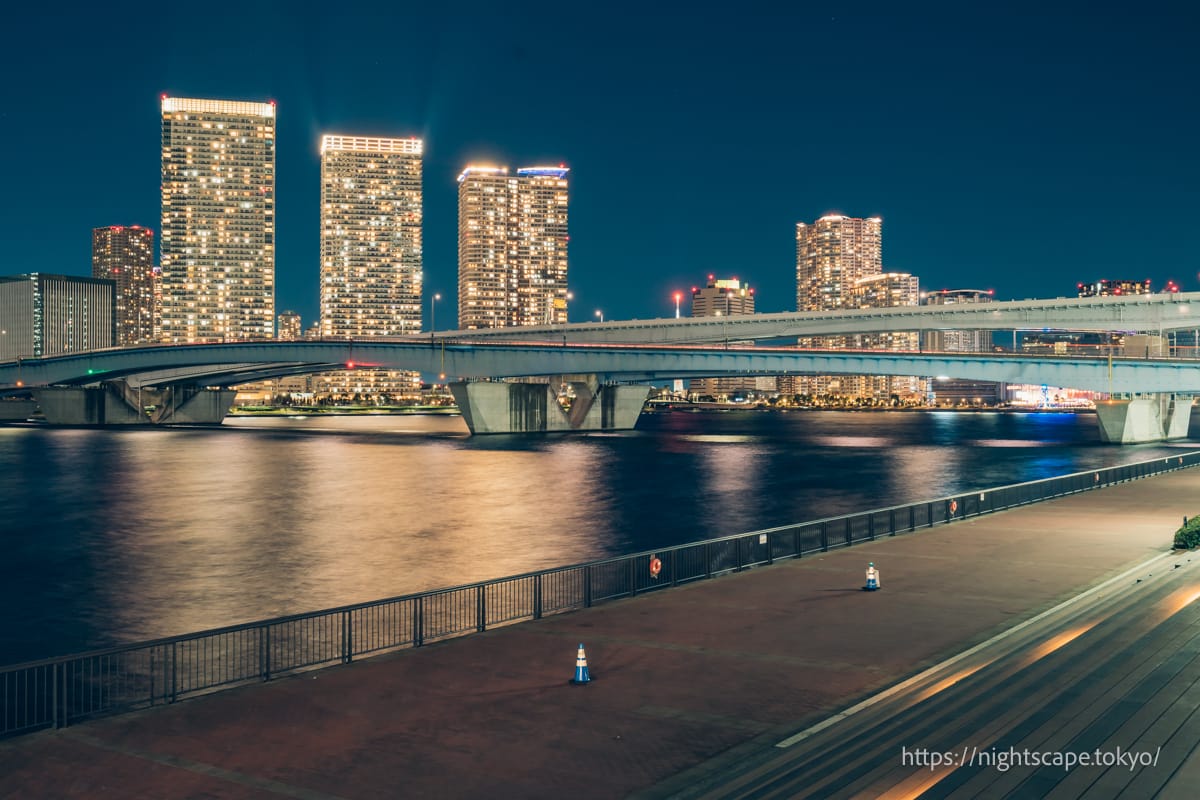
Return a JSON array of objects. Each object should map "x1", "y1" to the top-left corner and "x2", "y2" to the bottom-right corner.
[{"x1": 595, "y1": 310, "x2": 603, "y2": 323}]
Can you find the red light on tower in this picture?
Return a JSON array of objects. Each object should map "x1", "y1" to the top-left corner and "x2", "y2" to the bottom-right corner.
[{"x1": 346, "y1": 360, "x2": 355, "y2": 369}]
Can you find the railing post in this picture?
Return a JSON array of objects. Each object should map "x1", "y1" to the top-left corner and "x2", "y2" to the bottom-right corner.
[
  {"x1": 169, "y1": 641, "x2": 177, "y2": 703},
  {"x1": 820, "y1": 522, "x2": 829, "y2": 552},
  {"x1": 705, "y1": 542, "x2": 713, "y2": 578},
  {"x1": 735, "y1": 539, "x2": 743, "y2": 571},
  {"x1": 52, "y1": 662, "x2": 60, "y2": 729},
  {"x1": 629, "y1": 557, "x2": 638, "y2": 597},
  {"x1": 889, "y1": 509, "x2": 896, "y2": 536},
  {"x1": 263, "y1": 627, "x2": 272, "y2": 681},
  {"x1": 670, "y1": 549, "x2": 678, "y2": 587},
  {"x1": 868, "y1": 515, "x2": 876, "y2": 541},
  {"x1": 413, "y1": 597, "x2": 424, "y2": 647},
  {"x1": 927, "y1": 502, "x2": 934, "y2": 527},
  {"x1": 794, "y1": 527, "x2": 801, "y2": 557},
  {"x1": 844, "y1": 518, "x2": 852, "y2": 546},
  {"x1": 767, "y1": 533, "x2": 774, "y2": 565},
  {"x1": 909, "y1": 505, "x2": 915, "y2": 532},
  {"x1": 584, "y1": 567, "x2": 593, "y2": 608},
  {"x1": 477, "y1": 586, "x2": 486, "y2": 632},
  {"x1": 533, "y1": 574, "x2": 543, "y2": 620},
  {"x1": 342, "y1": 611, "x2": 353, "y2": 664}
]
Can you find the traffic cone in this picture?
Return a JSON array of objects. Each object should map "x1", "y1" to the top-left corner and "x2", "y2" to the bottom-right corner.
[{"x1": 570, "y1": 643, "x2": 591, "y2": 685}]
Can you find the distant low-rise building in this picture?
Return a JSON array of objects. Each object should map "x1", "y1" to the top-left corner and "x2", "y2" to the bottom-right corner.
[
  {"x1": 688, "y1": 277, "x2": 757, "y2": 399},
  {"x1": 0, "y1": 273, "x2": 115, "y2": 359}
]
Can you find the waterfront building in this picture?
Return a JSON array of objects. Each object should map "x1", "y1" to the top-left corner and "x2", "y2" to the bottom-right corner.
[
  {"x1": 1077, "y1": 279, "x2": 1152, "y2": 298},
  {"x1": 0, "y1": 273, "x2": 115, "y2": 359},
  {"x1": 921, "y1": 289, "x2": 993, "y2": 353},
  {"x1": 319, "y1": 135, "x2": 423, "y2": 338},
  {"x1": 688, "y1": 277, "x2": 758, "y2": 399},
  {"x1": 277, "y1": 311, "x2": 302, "y2": 341},
  {"x1": 849, "y1": 272, "x2": 924, "y2": 400},
  {"x1": 786, "y1": 214, "x2": 883, "y2": 398},
  {"x1": 457, "y1": 165, "x2": 569, "y2": 329},
  {"x1": 160, "y1": 96, "x2": 276, "y2": 343},
  {"x1": 317, "y1": 134, "x2": 424, "y2": 398},
  {"x1": 91, "y1": 225, "x2": 157, "y2": 345},
  {"x1": 920, "y1": 288, "x2": 1003, "y2": 405}
]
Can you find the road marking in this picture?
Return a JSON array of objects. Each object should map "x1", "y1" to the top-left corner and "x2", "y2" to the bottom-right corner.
[{"x1": 775, "y1": 552, "x2": 1175, "y2": 748}]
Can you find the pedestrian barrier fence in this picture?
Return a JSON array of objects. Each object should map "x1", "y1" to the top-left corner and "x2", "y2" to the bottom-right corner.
[{"x1": 3, "y1": 451, "x2": 1198, "y2": 737}]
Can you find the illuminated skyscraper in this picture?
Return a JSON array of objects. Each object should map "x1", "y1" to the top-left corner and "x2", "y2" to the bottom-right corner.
[
  {"x1": 787, "y1": 214, "x2": 883, "y2": 398},
  {"x1": 457, "y1": 165, "x2": 569, "y2": 329},
  {"x1": 160, "y1": 96, "x2": 276, "y2": 343},
  {"x1": 92, "y1": 225, "x2": 157, "y2": 345},
  {"x1": 319, "y1": 135, "x2": 423, "y2": 338}
]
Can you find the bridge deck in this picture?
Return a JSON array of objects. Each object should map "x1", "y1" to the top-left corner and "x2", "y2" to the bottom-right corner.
[{"x1": 3, "y1": 471, "x2": 1199, "y2": 799}]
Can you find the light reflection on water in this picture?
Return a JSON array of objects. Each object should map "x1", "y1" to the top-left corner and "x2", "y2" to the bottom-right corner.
[{"x1": 1, "y1": 409, "x2": 1195, "y2": 663}]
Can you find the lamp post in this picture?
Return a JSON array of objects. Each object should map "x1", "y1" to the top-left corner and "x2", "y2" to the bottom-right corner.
[
  {"x1": 674, "y1": 292, "x2": 682, "y2": 319},
  {"x1": 430, "y1": 292, "x2": 441, "y2": 339},
  {"x1": 595, "y1": 309, "x2": 603, "y2": 323}
]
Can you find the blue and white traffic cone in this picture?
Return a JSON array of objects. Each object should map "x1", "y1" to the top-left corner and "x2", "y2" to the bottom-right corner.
[
  {"x1": 571, "y1": 643, "x2": 591, "y2": 685},
  {"x1": 864, "y1": 562, "x2": 880, "y2": 591}
]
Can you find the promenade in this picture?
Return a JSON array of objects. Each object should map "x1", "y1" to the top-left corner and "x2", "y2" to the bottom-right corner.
[{"x1": 3, "y1": 469, "x2": 1199, "y2": 799}]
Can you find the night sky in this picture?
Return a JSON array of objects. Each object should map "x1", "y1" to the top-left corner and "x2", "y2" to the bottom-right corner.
[{"x1": 2, "y1": 2, "x2": 1197, "y2": 329}]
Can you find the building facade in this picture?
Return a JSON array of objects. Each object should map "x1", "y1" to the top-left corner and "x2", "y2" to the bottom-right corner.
[
  {"x1": 688, "y1": 277, "x2": 757, "y2": 398},
  {"x1": 1077, "y1": 279, "x2": 1152, "y2": 298},
  {"x1": 92, "y1": 225, "x2": 157, "y2": 345},
  {"x1": 920, "y1": 289, "x2": 1003, "y2": 405},
  {"x1": 319, "y1": 135, "x2": 423, "y2": 338},
  {"x1": 160, "y1": 97, "x2": 276, "y2": 343},
  {"x1": 0, "y1": 273, "x2": 115, "y2": 359},
  {"x1": 457, "y1": 165, "x2": 569, "y2": 330}
]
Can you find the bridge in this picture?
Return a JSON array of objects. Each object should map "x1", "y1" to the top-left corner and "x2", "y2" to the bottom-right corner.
[{"x1": 2, "y1": 293, "x2": 1199, "y2": 443}]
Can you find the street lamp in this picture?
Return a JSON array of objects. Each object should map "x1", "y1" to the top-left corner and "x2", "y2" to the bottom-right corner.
[
  {"x1": 595, "y1": 309, "x2": 603, "y2": 323},
  {"x1": 673, "y1": 292, "x2": 682, "y2": 319},
  {"x1": 430, "y1": 292, "x2": 441, "y2": 337}
]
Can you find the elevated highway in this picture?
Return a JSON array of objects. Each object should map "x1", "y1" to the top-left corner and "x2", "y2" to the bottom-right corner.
[{"x1": 444, "y1": 292, "x2": 1200, "y2": 345}]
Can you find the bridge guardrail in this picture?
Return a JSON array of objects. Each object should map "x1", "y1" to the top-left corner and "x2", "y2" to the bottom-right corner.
[{"x1": 3, "y1": 451, "x2": 1198, "y2": 738}]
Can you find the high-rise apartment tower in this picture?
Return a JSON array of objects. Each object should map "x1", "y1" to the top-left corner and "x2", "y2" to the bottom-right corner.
[
  {"x1": 92, "y1": 225, "x2": 157, "y2": 345},
  {"x1": 457, "y1": 165, "x2": 569, "y2": 329},
  {"x1": 319, "y1": 135, "x2": 423, "y2": 338},
  {"x1": 160, "y1": 96, "x2": 276, "y2": 343}
]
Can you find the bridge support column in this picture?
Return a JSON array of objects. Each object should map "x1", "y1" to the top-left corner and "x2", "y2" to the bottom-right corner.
[
  {"x1": 1095, "y1": 395, "x2": 1193, "y2": 444},
  {"x1": 33, "y1": 383, "x2": 235, "y2": 426},
  {"x1": 449, "y1": 380, "x2": 649, "y2": 435}
]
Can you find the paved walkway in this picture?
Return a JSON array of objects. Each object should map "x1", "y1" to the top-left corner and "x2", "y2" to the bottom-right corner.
[{"x1": 3, "y1": 470, "x2": 1199, "y2": 799}]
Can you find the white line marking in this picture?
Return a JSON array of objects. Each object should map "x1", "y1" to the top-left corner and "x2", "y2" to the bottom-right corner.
[{"x1": 775, "y1": 552, "x2": 1174, "y2": 748}]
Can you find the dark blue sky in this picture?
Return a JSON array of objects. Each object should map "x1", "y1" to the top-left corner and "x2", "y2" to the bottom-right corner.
[{"x1": 2, "y1": 2, "x2": 1197, "y2": 328}]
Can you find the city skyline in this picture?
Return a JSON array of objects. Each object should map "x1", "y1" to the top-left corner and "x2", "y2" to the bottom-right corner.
[{"x1": 2, "y1": 3, "x2": 1197, "y2": 330}]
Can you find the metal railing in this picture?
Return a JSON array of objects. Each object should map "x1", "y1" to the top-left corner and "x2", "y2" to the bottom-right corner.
[{"x1": 4, "y1": 451, "x2": 1198, "y2": 738}]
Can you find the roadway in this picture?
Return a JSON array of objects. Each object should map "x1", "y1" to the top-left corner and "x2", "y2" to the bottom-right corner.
[{"x1": 2, "y1": 469, "x2": 1199, "y2": 799}]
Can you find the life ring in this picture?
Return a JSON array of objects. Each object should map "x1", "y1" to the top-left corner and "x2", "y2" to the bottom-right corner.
[
  {"x1": 949, "y1": 499, "x2": 958, "y2": 515},
  {"x1": 649, "y1": 556, "x2": 662, "y2": 578}
]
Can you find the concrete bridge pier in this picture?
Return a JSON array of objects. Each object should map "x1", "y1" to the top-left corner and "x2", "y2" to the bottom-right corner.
[
  {"x1": 33, "y1": 382, "x2": 236, "y2": 426},
  {"x1": 449, "y1": 379, "x2": 649, "y2": 434},
  {"x1": 1094, "y1": 394, "x2": 1194, "y2": 443}
]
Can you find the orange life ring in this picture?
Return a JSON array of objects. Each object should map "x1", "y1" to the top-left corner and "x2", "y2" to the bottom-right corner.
[
  {"x1": 949, "y1": 499, "x2": 958, "y2": 515},
  {"x1": 649, "y1": 556, "x2": 662, "y2": 578}
]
